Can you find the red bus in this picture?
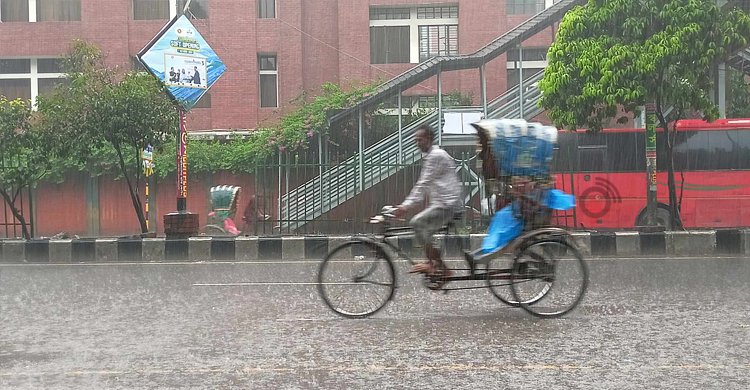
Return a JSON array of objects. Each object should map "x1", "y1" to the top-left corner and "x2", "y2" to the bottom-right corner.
[{"x1": 552, "y1": 118, "x2": 750, "y2": 229}]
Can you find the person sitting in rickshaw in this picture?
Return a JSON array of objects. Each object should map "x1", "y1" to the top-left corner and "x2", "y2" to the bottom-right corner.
[{"x1": 394, "y1": 124, "x2": 464, "y2": 277}]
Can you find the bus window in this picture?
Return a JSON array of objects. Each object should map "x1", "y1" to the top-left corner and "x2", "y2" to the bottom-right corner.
[
  {"x1": 709, "y1": 130, "x2": 740, "y2": 170},
  {"x1": 669, "y1": 130, "x2": 691, "y2": 171},
  {"x1": 607, "y1": 132, "x2": 640, "y2": 172},
  {"x1": 736, "y1": 130, "x2": 750, "y2": 169},
  {"x1": 552, "y1": 132, "x2": 577, "y2": 173},
  {"x1": 685, "y1": 131, "x2": 711, "y2": 170},
  {"x1": 577, "y1": 132, "x2": 607, "y2": 172}
]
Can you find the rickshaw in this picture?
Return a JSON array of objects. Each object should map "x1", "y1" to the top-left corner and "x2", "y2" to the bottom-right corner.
[
  {"x1": 317, "y1": 119, "x2": 588, "y2": 319},
  {"x1": 205, "y1": 185, "x2": 242, "y2": 236}
]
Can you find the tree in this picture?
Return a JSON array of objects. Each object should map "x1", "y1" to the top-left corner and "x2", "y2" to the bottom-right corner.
[
  {"x1": 728, "y1": 68, "x2": 750, "y2": 118},
  {"x1": 38, "y1": 40, "x2": 178, "y2": 234},
  {"x1": 539, "y1": 0, "x2": 750, "y2": 228},
  {"x1": 0, "y1": 97, "x2": 58, "y2": 239}
]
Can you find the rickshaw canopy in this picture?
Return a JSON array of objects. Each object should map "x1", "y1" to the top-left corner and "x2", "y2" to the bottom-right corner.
[
  {"x1": 210, "y1": 185, "x2": 241, "y2": 221},
  {"x1": 471, "y1": 119, "x2": 557, "y2": 177}
]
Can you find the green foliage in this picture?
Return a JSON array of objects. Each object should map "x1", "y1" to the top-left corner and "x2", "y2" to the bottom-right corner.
[
  {"x1": 539, "y1": 0, "x2": 750, "y2": 228},
  {"x1": 37, "y1": 40, "x2": 178, "y2": 233},
  {"x1": 540, "y1": 0, "x2": 750, "y2": 130},
  {"x1": 150, "y1": 82, "x2": 377, "y2": 178},
  {"x1": 728, "y1": 69, "x2": 750, "y2": 118},
  {"x1": 0, "y1": 97, "x2": 54, "y2": 238}
]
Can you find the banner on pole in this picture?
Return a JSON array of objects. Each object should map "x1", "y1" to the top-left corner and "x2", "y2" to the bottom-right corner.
[{"x1": 137, "y1": 15, "x2": 226, "y2": 111}]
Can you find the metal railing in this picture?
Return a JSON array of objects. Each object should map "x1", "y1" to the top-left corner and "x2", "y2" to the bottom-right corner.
[{"x1": 279, "y1": 70, "x2": 547, "y2": 231}]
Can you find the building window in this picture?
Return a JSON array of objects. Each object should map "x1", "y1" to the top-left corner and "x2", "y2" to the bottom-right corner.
[
  {"x1": 1, "y1": 0, "x2": 81, "y2": 22},
  {"x1": 133, "y1": 1, "x2": 202, "y2": 20},
  {"x1": 507, "y1": 0, "x2": 544, "y2": 15},
  {"x1": 0, "y1": 59, "x2": 31, "y2": 74},
  {"x1": 0, "y1": 79, "x2": 32, "y2": 101},
  {"x1": 37, "y1": 77, "x2": 67, "y2": 95},
  {"x1": 418, "y1": 25, "x2": 458, "y2": 61},
  {"x1": 506, "y1": 46, "x2": 548, "y2": 88},
  {"x1": 36, "y1": 58, "x2": 63, "y2": 73},
  {"x1": 133, "y1": 0, "x2": 170, "y2": 20},
  {"x1": 417, "y1": 6, "x2": 458, "y2": 19},
  {"x1": 258, "y1": 54, "x2": 277, "y2": 108},
  {"x1": 178, "y1": 0, "x2": 208, "y2": 19},
  {"x1": 0, "y1": 58, "x2": 65, "y2": 104},
  {"x1": 37, "y1": 0, "x2": 80, "y2": 21},
  {"x1": 369, "y1": 7, "x2": 409, "y2": 20},
  {"x1": 370, "y1": 26, "x2": 410, "y2": 64},
  {"x1": 369, "y1": 5, "x2": 459, "y2": 64},
  {"x1": 258, "y1": 0, "x2": 275, "y2": 18},
  {"x1": 506, "y1": 47, "x2": 549, "y2": 62},
  {"x1": 1, "y1": 0, "x2": 29, "y2": 22}
]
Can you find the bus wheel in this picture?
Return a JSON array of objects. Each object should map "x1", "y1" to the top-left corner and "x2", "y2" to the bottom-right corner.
[{"x1": 635, "y1": 205, "x2": 672, "y2": 230}]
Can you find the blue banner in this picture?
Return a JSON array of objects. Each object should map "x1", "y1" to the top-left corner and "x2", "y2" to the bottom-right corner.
[{"x1": 138, "y1": 15, "x2": 226, "y2": 111}]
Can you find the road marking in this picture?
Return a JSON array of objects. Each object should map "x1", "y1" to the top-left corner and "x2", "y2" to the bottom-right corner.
[
  {"x1": 193, "y1": 282, "x2": 320, "y2": 286},
  {"x1": 1, "y1": 363, "x2": 748, "y2": 378},
  {"x1": 0, "y1": 256, "x2": 747, "y2": 268},
  {"x1": 192, "y1": 282, "x2": 378, "y2": 286}
]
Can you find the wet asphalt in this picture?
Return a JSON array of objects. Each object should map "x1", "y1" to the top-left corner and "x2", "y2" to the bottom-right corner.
[{"x1": 0, "y1": 256, "x2": 749, "y2": 389}]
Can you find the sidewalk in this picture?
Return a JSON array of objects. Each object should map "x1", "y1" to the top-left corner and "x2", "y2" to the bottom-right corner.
[{"x1": 2, "y1": 229, "x2": 749, "y2": 263}]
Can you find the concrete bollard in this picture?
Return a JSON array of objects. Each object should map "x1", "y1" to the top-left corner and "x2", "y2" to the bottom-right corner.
[
  {"x1": 2, "y1": 240, "x2": 25, "y2": 263},
  {"x1": 327, "y1": 236, "x2": 352, "y2": 260},
  {"x1": 570, "y1": 232, "x2": 591, "y2": 256},
  {"x1": 142, "y1": 238, "x2": 165, "y2": 262},
  {"x1": 235, "y1": 236, "x2": 259, "y2": 261},
  {"x1": 303, "y1": 236, "x2": 329, "y2": 260},
  {"x1": 95, "y1": 238, "x2": 118, "y2": 262},
  {"x1": 188, "y1": 237, "x2": 212, "y2": 261},
  {"x1": 615, "y1": 231, "x2": 640, "y2": 256},
  {"x1": 667, "y1": 230, "x2": 716, "y2": 256},
  {"x1": 740, "y1": 229, "x2": 750, "y2": 256},
  {"x1": 49, "y1": 240, "x2": 73, "y2": 263},
  {"x1": 282, "y1": 236, "x2": 305, "y2": 260}
]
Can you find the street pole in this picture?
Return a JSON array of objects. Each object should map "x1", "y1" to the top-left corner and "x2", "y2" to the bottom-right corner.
[
  {"x1": 176, "y1": 109, "x2": 188, "y2": 212},
  {"x1": 645, "y1": 102, "x2": 657, "y2": 226}
]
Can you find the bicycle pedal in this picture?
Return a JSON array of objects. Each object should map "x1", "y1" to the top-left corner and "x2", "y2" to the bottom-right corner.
[{"x1": 422, "y1": 274, "x2": 448, "y2": 290}]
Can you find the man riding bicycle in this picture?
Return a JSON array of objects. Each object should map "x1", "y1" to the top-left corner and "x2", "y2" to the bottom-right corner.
[{"x1": 394, "y1": 124, "x2": 463, "y2": 277}]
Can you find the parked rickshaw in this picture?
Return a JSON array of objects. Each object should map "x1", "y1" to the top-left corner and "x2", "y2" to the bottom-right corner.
[{"x1": 205, "y1": 185, "x2": 242, "y2": 236}]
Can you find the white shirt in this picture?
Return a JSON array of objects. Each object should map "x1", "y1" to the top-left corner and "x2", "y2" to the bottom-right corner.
[{"x1": 401, "y1": 146, "x2": 463, "y2": 211}]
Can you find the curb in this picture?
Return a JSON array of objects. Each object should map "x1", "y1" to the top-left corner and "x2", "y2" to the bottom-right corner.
[{"x1": 1, "y1": 229, "x2": 749, "y2": 264}]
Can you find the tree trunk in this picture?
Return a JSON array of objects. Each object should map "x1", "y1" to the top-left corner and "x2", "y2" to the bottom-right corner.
[
  {"x1": 0, "y1": 188, "x2": 31, "y2": 239},
  {"x1": 114, "y1": 144, "x2": 148, "y2": 233},
  {"x1": 127, "y1": 181, "x2": 148, "y2": 234},
  {"x1": 664, "y1": 129, "x2": 683, "y2": 229}
]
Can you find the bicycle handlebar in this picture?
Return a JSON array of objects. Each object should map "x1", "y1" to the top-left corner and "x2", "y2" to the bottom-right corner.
[{"x1": 369, "y1": 205, "x2": 402, "y2": 224}]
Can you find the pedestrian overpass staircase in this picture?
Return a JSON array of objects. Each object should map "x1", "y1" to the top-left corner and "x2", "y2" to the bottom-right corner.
[
  {"x1": 278, "y1": 69, "x2": 546, "y2": 231},
  {"x1": 279, "y1": 0, "x2": 750, "y2": 231}
]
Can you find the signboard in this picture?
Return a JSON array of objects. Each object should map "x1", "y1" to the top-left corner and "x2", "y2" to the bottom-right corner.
[
  {"x1": 137, "y1": 15, "x2": 226, "y2": 111},
  {"x1": 142, "y1": 144, "x2": 154, "y2": 177},
  {"x1": 443, "y1": 112, "x2": 484, "y2": 134}
]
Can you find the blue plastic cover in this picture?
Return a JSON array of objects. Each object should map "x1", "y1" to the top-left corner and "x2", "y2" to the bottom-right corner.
[
  {"x1": 473, "y1": 119, "x2": 557, "y2": 176},
  {"x1": 481, "y1": 205, "x2": 523, "y2": 252},
  {"x1": 545, "y1": 189, "x2": 576, "y2": 210}
]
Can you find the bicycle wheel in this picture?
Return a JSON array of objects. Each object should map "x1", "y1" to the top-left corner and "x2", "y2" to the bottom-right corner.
[
  {"x1": 486, "y1": 253, "x2": 551, "y2": 307},
  {"x1": 317, "y1": 240, "x2": 396, "y2": 319},
  {"x1": 510, "y1": 239, "x2": 588, "y2": 318}
]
